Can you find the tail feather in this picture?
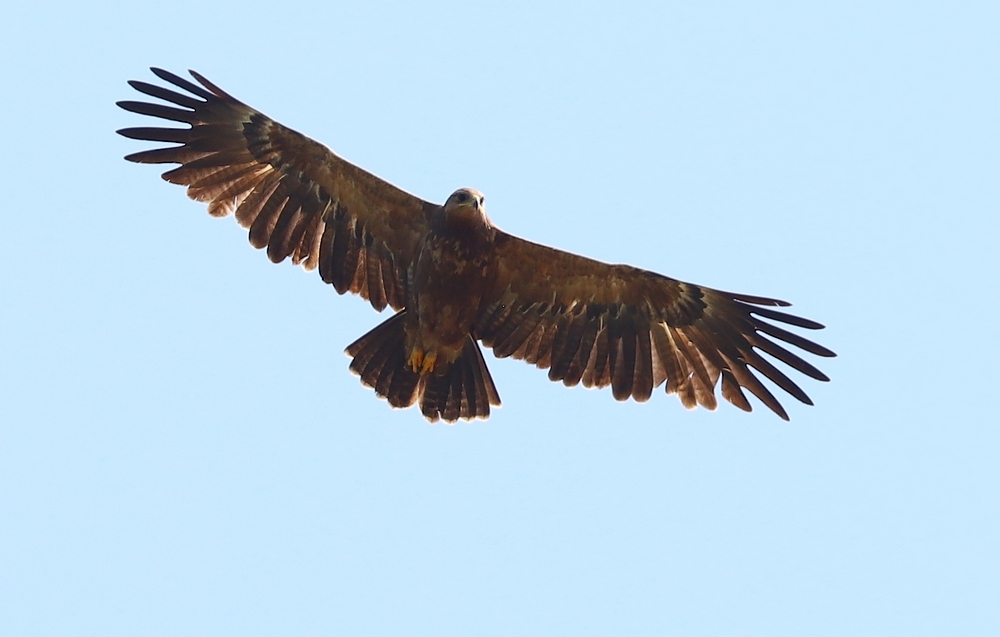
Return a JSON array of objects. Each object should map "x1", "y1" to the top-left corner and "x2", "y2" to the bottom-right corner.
[
  {"x1": 469, "y1": 337, "x2": 502, "y2": 409},
  {"x1": 420, "y1": 336, "x2": 501, "y2": 422},
  {"x1": 461, "y1": 355, "x2": 478, "y2": 418},
  {"x1": 385, "y1": 358, "x2": 421, "y2": 409},
  {"x1": 347, "y1": 312, "x2": 420, "y2": 410},
  {"x1": 346, "y1": 311, "x2": 501, "y2": 422}
]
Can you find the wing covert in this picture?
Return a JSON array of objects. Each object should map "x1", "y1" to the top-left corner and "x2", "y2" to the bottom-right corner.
[
  {"x1": 117, "y1": 68, "x2": 434, "y2": 311},
  {"x1": 476, "y1": 232, "x2": 835, "y2": 419}
]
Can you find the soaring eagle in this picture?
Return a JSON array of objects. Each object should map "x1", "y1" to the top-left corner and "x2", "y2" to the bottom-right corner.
[{"x1": 117, "y1": 68, "x2": 834, "y2": 423}]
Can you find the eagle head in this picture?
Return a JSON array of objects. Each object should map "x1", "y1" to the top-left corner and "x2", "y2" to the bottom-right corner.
[{"x1": 443, "y1": 188, "x2": 487, "y2": 222}]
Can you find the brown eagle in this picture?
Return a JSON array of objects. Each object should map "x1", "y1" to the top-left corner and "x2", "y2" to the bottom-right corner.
[{"x1": 117, "y1": 68, "x2": 835, "y2": 423}]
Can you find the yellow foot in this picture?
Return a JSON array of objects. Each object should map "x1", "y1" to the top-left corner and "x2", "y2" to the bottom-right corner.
[
  {"x1": 408, "y1": 348, "x2": 424, "y2": 373},
  {"x1": 420, "y1": 352, "x2": 437, "y2": 374},
  {"x1": 408, "y1": 348, "x2": 438, "y2": 374}
]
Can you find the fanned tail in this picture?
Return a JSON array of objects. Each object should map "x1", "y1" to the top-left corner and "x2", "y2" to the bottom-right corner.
[
  {"x1": 419, "y1": 336, "x2": 501, "y2": 423},
  {"x1": 346, "y1": 311, "x2": 421, "y2": 410},
  {"x1": 346, "y1": 311, "x2": 501, "y2": 423}
]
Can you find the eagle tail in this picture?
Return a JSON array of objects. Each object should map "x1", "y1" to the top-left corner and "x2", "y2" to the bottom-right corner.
[
  {"x1": 345, "y1": 312, "x2": 501, "y2": 423},
  {"x1": 419, "y1": 335, "x2": 501, "y2": 423},
  {"x1": 346, "y1": 311, "x2": 421, "y2": 411}
]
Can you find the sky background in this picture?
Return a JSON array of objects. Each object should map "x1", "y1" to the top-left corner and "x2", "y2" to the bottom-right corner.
[{"x1": 2, "y1": 1, "x2": 998, "y2": 635}]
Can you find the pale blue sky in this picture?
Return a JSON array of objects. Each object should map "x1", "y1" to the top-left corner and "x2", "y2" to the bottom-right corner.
[{"x1": 2, "y1": 1, "x2": 998, "y2": 635}]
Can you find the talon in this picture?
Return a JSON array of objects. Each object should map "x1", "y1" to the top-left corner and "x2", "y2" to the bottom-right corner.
[
  {"x1": 408, "y1": 348, "x2": 424, "y2": 373},
  {"x1": 420, "y1": 352, "x2": 437, "y2": 374}
]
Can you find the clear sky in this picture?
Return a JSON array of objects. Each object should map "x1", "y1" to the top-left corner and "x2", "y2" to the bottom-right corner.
[{"x1": 2, "y1": 1, "x2": 998, "y2": 635}]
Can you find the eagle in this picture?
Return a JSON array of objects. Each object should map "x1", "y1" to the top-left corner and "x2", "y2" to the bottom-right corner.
[{"x1": 117, "y1": 68, "x2": 835, "y2": 423}]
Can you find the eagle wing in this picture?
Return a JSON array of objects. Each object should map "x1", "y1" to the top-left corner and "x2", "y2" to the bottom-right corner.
[
  {"x1": 476, "y1": 232, "x2": 835, "y2": 419},
  {"x1": 117, "y1": 68, "x2": 434, "y2": 311}
]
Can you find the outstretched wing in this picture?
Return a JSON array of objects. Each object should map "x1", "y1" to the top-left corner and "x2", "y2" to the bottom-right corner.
[
  {"x1": 117, "y1": 68, "x2": 435, "y2": 311},
  {"x1": 476, "y1": 232, "x2": 835, "y2": 419}
]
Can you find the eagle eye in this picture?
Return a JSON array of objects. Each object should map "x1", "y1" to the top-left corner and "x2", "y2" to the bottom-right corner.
[{"x1": 456, "y1": 192, "x2": 469, "y2": 203}]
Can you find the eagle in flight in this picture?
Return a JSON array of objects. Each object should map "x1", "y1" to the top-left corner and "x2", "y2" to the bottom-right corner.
[{"x1": 118, "y1": 68, "x2": 835, "y2": 423}]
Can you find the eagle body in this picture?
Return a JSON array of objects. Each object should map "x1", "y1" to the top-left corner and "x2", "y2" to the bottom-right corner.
[
  {"x1": 408, "y1": 189, "x2": 497, "y2": 372},
  {"x1": 118, "y1": 68, "x2": 835, "y2": 423}
]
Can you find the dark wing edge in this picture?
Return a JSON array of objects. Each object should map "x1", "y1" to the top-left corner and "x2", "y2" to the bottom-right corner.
[
  {"x1": 476, "y1": 232, "x2": 836, "y2": 420},
  {"x1": 117, "y1": 67, "x2": 435, "y2": 312}
]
